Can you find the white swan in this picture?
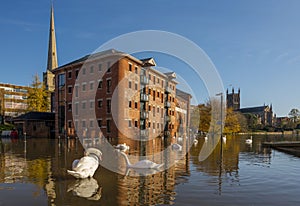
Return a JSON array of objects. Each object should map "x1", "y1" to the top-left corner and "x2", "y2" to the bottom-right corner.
[
  {"x1": 67, "y1": 148, "x2": 102, "y2": 179},
  {"x1": 119, "y1": 151, "x2": 164, "y2": 169},
  {"x1": 115, "y1": 143, "x2": 130, "y2": 152},
  {"x1": 171, "y1": 143, "x2": 182, "y2": 151},
  {"x1": 177, "y1": 136, "x2": 183, "y2": 142},
  {"x1": 193, "y1": 139, "x2": 198, "y2": 145},
  {"x1": 246, "y1": 136, "x2": 253, "y2": 144}
]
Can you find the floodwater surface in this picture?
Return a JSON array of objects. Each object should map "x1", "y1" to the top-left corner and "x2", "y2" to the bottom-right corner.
[{"x1": 1, "y1": 135, "x2": 300, "y2": 205}]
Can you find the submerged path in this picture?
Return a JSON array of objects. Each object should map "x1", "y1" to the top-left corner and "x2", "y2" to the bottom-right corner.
[{"x1": 262, "y1": 141, "x2": 300, "y2": 157}]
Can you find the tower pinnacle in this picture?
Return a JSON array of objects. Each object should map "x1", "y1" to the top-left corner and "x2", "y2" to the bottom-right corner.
[
  {"x1": 43, "y1": 3, "x2": 57, "y2": 93},
  {"x1": 46, "y1": 4, "x2": 58, "y2": 71}
]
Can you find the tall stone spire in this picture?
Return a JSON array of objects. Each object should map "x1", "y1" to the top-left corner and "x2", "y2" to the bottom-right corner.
[
  {"x1": 43, "y1": 3, "x2": 57, "y2": 96},
  {"x1": 46, "y1": 4, "x2": 58, "y2": 71}
]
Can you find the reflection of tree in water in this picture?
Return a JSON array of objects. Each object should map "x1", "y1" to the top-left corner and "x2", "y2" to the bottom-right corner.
[{"x1": 190, "y1": 135, "x2": 240, "y2": 175}]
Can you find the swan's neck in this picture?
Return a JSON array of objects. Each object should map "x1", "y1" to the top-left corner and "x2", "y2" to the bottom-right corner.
[{"x1": 121, "y1": 152, "x2": 131, "y2": 167}]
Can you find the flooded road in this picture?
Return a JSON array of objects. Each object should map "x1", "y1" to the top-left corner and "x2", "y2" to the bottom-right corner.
[{"x1": 1, "y1": 135, "x2": 300, "y2": 205}]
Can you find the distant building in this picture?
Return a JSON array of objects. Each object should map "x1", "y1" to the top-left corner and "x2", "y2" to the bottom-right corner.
[
  {"x1": 226, "y1": 88, "x2": 275, "y2": 126},
  {"x1": 239, "y1": 104, "x2": 274, "y2": 126},
  {"x1": 52, "y1": 49, "x2": 191, "y2": 142},
  {"x1": 226, "y1": 88, "x2": 240, "y2": 110},
  {"x1": 176, "y1": 89, "x2": 192, "y2": 137},
  {"x1": 275, "y1": 116, "x2": 290, "y2": 128},
  {"x1": 13, "y1": 112, "x2": 55, "y2": 138},
  {"x1": 0, "y1": 83, "x2": 29, "y2": 119}
]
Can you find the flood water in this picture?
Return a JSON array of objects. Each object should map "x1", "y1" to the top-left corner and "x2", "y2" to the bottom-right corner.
[{"x1": 1, "y1": 135, "x2": 300, "y2": 206}]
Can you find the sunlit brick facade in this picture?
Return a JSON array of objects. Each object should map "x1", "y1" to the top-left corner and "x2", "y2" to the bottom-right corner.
[{"x1": 53, "y1": 50, "x2": 191, "y2": 143}]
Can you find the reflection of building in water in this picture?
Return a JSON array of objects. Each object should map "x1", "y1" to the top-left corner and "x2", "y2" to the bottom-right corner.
[
  {"x1": 116, "y1": 147, "x2": 191, "y2": 205},
  {"x1": 0, "y1": 137, "x2": 192, "y2": 205},
  {"x1": 53, "y1": 49, "x2": 191, "y2": 146},
  {"x1": 0, "y1": 139, "x2": 52, "y2": 198},
  {"x1": 0, "y1": 153, "x2": 28, "y2": 183},
  {"x1": 117, "y1": 168, "x2": 176, "y2": 205}
]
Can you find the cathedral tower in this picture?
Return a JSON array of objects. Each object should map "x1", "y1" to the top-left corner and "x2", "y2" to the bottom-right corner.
[{"x1": 226, "y1": 88, "x2": 240, "y2": 110}]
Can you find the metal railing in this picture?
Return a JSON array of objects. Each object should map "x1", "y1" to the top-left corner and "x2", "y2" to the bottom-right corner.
[
  {"x1": 140, "y1": 93, "x2": 149, "y2": 102},
  {"x1": 140, "y1": 110, "x2": 149, "y2": 119}
]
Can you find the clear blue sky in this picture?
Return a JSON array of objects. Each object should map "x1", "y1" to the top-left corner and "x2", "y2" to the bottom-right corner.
[{"x1": 0, "y1": 0, "x2": 299, "y2": 116}]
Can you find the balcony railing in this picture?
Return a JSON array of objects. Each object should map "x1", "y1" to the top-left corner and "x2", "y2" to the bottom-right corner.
[
  {"x1": 165, "y1": 101, "x2": 171, "y2": 108},
  {"x1": 140, "y1": 93, "x2": 149, "y2": 102},
  {"x1": 165, "y1": 115, "x2": 171, "y2": 122},
  {"x1": 140, "y1": 110, "x2": 149, "y2": 119},
  {"x1": 164, "y1": 131, "x2": 171, "y2": 136},
  {"x1": 140, "y1": 75, "x2": 149, "y2": 84},
  {"x1": 140, "y1": 129, "x2": 149, "y2": 138},
  {"x1": 165, "y1": 86, "x2": 172, "y2": 93}
]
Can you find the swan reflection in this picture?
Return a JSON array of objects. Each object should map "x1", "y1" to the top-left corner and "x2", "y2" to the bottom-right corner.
[
  {"x1": 67, "y1": 178, "x2": 102, "y2": 201},
  {"x1": 124, "y1": 167, "x2": 164, "y2": 176}
]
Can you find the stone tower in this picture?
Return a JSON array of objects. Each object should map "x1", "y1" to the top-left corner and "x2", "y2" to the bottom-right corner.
[
  {"x1": 226, "y1": 88, "x2": 240, "y2": 110},
  {"x1": 43, "y1": 4, "x2": 58, "y2": 92}
]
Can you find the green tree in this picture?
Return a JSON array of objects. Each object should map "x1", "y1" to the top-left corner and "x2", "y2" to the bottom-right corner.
[
  {"x1": 27, "y1": 74, "x2": 50, "y2": 112},
  {"x1": 190, "y1": 105, "x2": 200, "y2": 132},
  {"x1": 224, "y1": 108, "x2": 241, "y2": 134},
  {"x1": 243, "y1": 113, "x2": 260, "y2": 131},
  {"x1": 288, "y1": 108, "x2": 300, "y2": 123},
  {"x1": 199, "y1": 103, "x2": 211, "y2": 133},
  {"x1": 236, "y1": 111, "x2": 248, "y2": 132},
  {"x1": 196, "y1": 99, "x2": 245, "y2": 134}
]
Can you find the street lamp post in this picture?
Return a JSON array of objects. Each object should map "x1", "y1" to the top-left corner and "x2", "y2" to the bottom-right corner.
[
  {"x1": 216, "y1": 92, "x2": 224, "y2": 195},
  {"x1": 216, "y1": 92, "x2": 224, "y2": 143}
]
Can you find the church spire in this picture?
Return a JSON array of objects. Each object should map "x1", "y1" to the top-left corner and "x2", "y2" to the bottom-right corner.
[{"x1": 46, "y1": 4, "x2": 58, "y2": 71}]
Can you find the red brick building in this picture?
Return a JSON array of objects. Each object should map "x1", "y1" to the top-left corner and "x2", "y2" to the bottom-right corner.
[{"x1": 52, "y1": 49, "x2": 191, "y2": 144}]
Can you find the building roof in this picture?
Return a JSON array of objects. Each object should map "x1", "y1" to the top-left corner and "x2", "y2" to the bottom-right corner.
[
  {"x1": 239, "y1": 106, "x2": 268, "y2": 114},
  {"x1": 140, "y1": 57, "x2": 156, "y2": 66},
  {"x1": 53, "y1": 49, "x2": 144, "y2": 72},
  {"x1": 14, "y1": 112, "x2": 55, "y2": 121},
  {"x1": 0, "y1": 83, "x2": 30, "y2": 90},
  {"x1": 176, "y1": 89, "x2": 192, "y2": 99}
]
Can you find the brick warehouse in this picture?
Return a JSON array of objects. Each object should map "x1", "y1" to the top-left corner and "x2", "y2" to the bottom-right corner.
[{"x1": 52, "y1": 49, "x2": 191, "y2": 144}]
